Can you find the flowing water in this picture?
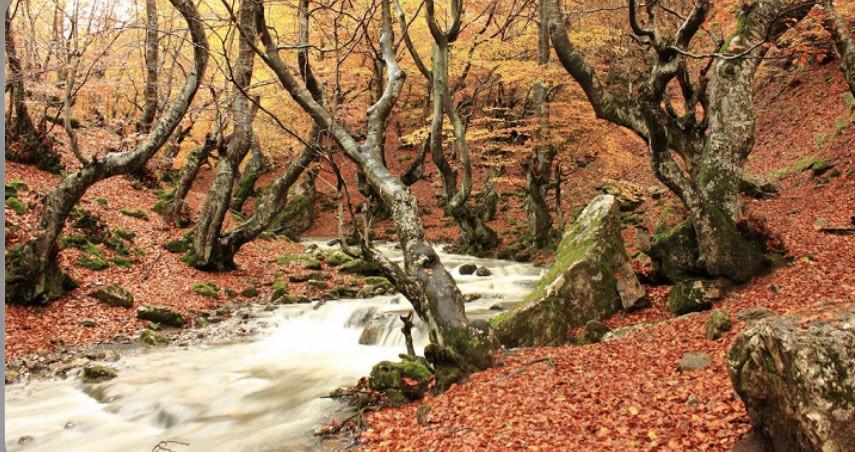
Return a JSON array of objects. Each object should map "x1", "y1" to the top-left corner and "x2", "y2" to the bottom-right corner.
[{"x1": 4, "y1": 241, "x2": 544, "y2": 451}]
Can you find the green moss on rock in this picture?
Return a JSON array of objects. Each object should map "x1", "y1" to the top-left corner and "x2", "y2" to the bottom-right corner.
[
  {"x1": 5, "y1": 196, "x2": 27, "y2": 215},
  {"x1": 192, "y1": 282, "x2": 220, "y2": 299},
  {"x1": 83, "y1": 365, "x2": 118, "y2": 382},
  {"x1": 137, "y1": 304, "x2": 185, "y2": 327},
  {"x1": 140, "y1": 329, "x2": 169, "y2": 347},
  {"x1": 78, "y1": 255, "x2": 109, "y2": 271}
]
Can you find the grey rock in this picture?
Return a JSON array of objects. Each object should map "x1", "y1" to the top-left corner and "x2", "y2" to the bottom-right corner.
[
  {"x1": 678, "y1": 352, "x2": 712, "y2": 372},
  {"x1": 728, "y1": 305, "x2": 855, "y2": 452},
  {"x1": 736, "y1": 307, "x2": 775, "y2": 322},
  {"x1": 705, "y1": 309, "x2": 732, "y2": 340},
  {"x1": 475, "y1": 266, "x2": 492, "y2": 277},
  {"x1": 492, "y1": 195, "x2": 647, "y2": 347}
]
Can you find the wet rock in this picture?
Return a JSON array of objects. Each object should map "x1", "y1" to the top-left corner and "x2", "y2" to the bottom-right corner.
[
  {"x1": 90, "y1": 284, "x2": 135, "y2": 308},
  {"x1": 358, "y1": 314, "x2": 392, "y2": 345},
  {"x1": 492, "y1": 195, "x2": 647, "y2": 347},
  {"x1": 584, "y1": 320, "x2": 610, "y2": 343},
  {"x1": 736, "y1": 307, "x2": 775, "y2": 322},
  {"x1": 463, "y1": 293, "x2": 481, "y2": 303},
  {"x1": 728, "y1": 305, "x2": 855, "y2": 452},
  {"x1": 458, "y1": 263, "x2": 477, "y2": 275},
  {"x1": 82, "y1": 365, "x2": 118, "y2": 382},
  {"x1": 139, "y1": 329, "x2": 169, "y2": 347},
  {"x1": 475, "y1": 266, "x2": 492, "y2": 277},
  {"x1": 705, "y1": 309, "x2": 732, "y2": 340},
  {"x1": 136, "y1": 305, "x2": 185, "y2": 327},
  {"x1": 678, "y1": 352, "x2": 712, "y2": 372}
]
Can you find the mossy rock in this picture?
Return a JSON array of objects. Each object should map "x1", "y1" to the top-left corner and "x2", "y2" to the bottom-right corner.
[
  {"x1": 120, "y1": 207, "x2": 148, "y2": 220},
  {"x1": 164, "y1": 239, "x2": 190, "y2": 254},
  {"x1": 110, "y1": 257, "x2": 134, "y2": 269},
  {"x1": 113, "y1": 228, "x2": 135, "y2": 241},
  {"x1": 91, "y1": 196, "x2": 109, "y2": 206},
  {"x1": 339, "y1": 259, "x2": 382, "y2": 276},
  {"x1": 648, "y1": 219, "x2": 703, "y2": 283},
  {"x1": 271, "y1": 280, "x2": 290, "y2": 301},
  {"x1": 668, "y1": 280, "x2": 716, "y2": 315},
  {"x1": 306, "y1": 280, "x2": 328, "y2": 291},
  {"x1": 810, "y1": 159, "x2": 831, "y2": 176},
  {"x1": 274, "y1": 294, "x2": 302, "y2": 304},
  {"x1": 5, "y1": 180, "x2": 28, "y2": 199},
  {"x1": 302, "y1": 258, "x2": 323, "y2": 271},
  {"x1": 492, "y1": 195, "x2": 645, "y2": 347},
  {"x1": 82, "y1": 365, "x2": 118, "y2": 382},
  {"x1": 363, "y1": 276, "x2": 393, "y2": 289},
  {"x1": 81, "y1": 319, "x2": 97, "y2": 328},
  {"x1": 326, "y1": 250, "x2": 353, "y2": 267},
  {"x1": 78, "y1": 255, "x2": 109, "y2": 271},
  {"x1": 276, "y1": 252, "x2": 301, "y2": 266},
  {"x1": 584, "y1": 320, "x2": 611, "y2": 343},
  {"x1": 60, "y1": 233, "x2": 89, "y2": 249},
  {"x1": 137, "y1": 304, "x2": 185, "y2": 327},
  {"x1": 5, "y1": 196, "x2": 27, "y2": 215},
  {"x1": 240, "y1": 286, "x2": 259, "y2": 298},
  {"x1": 369, "y1": 355, "x2": 434, "y2": 401},
  {"x1": 705, "y1": 309, "x2": 732, "y2": 340},
  {"x1": 192, "y1": 282, "x2": 219, "y2": 299},
  {"x1": 90, "y1": 284, "x2": 134, "y2": 308},
  {"x1": 139, "y1": 329, "x2": 169, "y2": 347}
]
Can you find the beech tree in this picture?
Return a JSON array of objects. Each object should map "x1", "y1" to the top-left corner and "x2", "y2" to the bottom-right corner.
[
  {"x1": 822, "y1": 0, "x2": 855, "y2": 97},
  {"x1": 5, "y1": 0, "x2": 210, "y2": 305},
  {"x1": 546, "y1": 0, "x2": 815, "y2": 282},
  {"x1": 239, "y1": 0, "x2": 499, "y2": 369}
]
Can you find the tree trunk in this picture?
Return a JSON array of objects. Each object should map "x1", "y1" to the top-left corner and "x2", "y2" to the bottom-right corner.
[
  {"x1": 547, "y1": 0, "x2": 812, "y2": 282},
  {"x1": 251, "y1": 0, "x2": 498, "y2": 369},
  {"x1": 5, "y1": 0, "x2": 209, "y2": 305},
  {"x1": 426, "y1": 1, "x2": 498, "y2": 253},
  {"x1": 5, "y1": 9, "x2": 58, "y2": 172},
  {"x1": 524, "y1": 0, "x2": 557, "y2": 249},
  {"x1": 823, "y1": 0, "x2": 855, "y2": 98},
  {"x1": 191, "y1": 0, "x2": 258, "y2": 270},
  {"x1": 137, "y1": 0, "x2": 159, "y2": 133},
  {"x1": 230, "y1": 135, "x2": 269, "y2": 213},
  {"x1": 166, "y1": 132, "x2": 222, "y2": 225}
]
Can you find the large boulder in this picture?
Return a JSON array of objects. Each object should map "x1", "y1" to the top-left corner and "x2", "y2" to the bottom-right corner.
[
  {"x1": 648, "y1": 219, "x2": 704, "y2": 283},
  {"x1": 491, "y1": 195, "x2": 647, "y2": 347},
  {"x1": 668, "y1": 279, "x2": 725, "y2": 315},
  {"x1": 728, "y1": 304, "x2": 855, "y2": 452}
]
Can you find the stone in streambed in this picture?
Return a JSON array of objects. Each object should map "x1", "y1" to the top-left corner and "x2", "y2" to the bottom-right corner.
[{"x1": 136, "y1": 304, "x2": 185, "y2": 327}]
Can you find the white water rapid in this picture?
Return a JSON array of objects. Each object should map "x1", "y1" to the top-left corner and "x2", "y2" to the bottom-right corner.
[{"x1": 4, "y1": 241, "x2": 544, "y2": 451}]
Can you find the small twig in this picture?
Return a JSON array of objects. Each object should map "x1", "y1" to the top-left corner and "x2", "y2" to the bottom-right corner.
[
  {"x1": 400, "y1": 311, "x2": 415, "y2": 356},
  {"x1": 140, "y1": 252, "x2": 163, "y2": 283},
  {"x1": 152, "y1": 440, "x2": 189, "y2": 452}
]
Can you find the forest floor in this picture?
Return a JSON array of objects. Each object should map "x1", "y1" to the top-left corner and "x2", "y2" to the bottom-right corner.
[{"x1": 5, "y1": 62, "x2": 855, "y2": 450}]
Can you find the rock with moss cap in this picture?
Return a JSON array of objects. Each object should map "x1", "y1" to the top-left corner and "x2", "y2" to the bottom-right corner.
[
  {"x1": 705, "y1": 309, "x2": 732, "y2": 340},
  {"x1": 491, "y1": 195, "x2": 647, "y2": 347},
  {"x1": 90, "y1": 284, "x2": 135, "y2": 308},
  {"x1": 727, "y1": 304, "x2": 855, "y2": 452},
  {"x1": 136, "y1": 304, "x2": 185, "y2": 327},
  {"x1": 668, "y1": 279, "x2": 726, "y2": 315},
  {"x1": 82, "y1": 365, "x2": 118, "y2": 382},
  {"x1": 369, "y1": 355, "x2": 434, "y2": 406}
]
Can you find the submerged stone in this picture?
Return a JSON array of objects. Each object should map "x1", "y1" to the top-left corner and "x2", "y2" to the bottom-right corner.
[{"x1": 491, "y1": 195, "x2": 647, "y2": 347}]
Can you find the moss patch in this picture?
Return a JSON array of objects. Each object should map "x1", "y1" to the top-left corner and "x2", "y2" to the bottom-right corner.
[{"x1": 192, "y1": 282, "x2": 220, "y2": 299}]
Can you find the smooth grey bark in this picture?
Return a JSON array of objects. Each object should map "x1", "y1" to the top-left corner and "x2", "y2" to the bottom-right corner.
[
  {"x1": 166, "y1": 132, "x2": 224, "y2": 225},
  {"x1": 524, "y1": 0, "x2": 557, "y2": 249},
  {"x1": 245, "y1": 0, "x2": 498, "y2": 369},
  {"x1": 137, "y1": 0, "x2": 159, "y2": 133},
  {"x1": 823, "y1": 0, "x2": 855, "y2": 97},
  {"x1": 191, "y1": 0, "x2": 258, "y2": 270},
  {"x1": 5, "y1": 0, "x2": 209, "y2": 305},
  {"x1": 547, "y1": 0, "x2": 812, "y2": 282},
  {"x1": 425, "y1": 0, "x2": 498, "y2": 253}
]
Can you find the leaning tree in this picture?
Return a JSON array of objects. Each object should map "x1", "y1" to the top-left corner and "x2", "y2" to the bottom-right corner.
[
  {"x1": 233, "y1": 0, "x2": 499, "y2": 369},
  {"x1": 546, "y1": 0, "x2": 816, "y2": 282},
  {"x1": 5, "y1": 0, "x2": 210, "y2": 305}
]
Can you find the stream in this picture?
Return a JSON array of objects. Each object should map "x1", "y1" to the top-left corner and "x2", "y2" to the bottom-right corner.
[{"x1": 4, "y1": 241, "x2": 544, "y2": 451}]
